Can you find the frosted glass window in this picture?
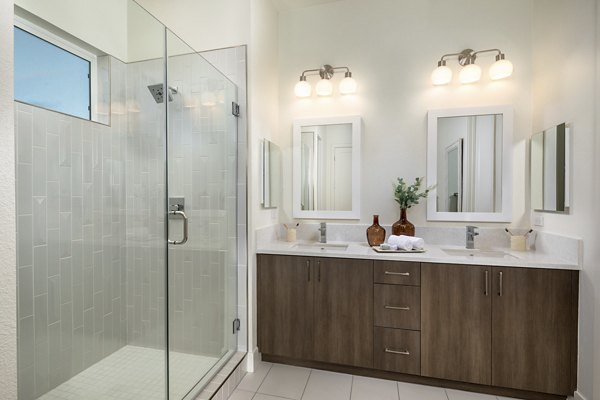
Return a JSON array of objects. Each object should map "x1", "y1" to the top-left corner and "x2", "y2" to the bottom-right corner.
[{"x1": 14, "y1": 26, "x2": 91, "y2": 120}]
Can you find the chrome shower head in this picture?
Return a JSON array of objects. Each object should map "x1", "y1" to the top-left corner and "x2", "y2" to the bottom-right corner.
[{"x1": 147, "y1": 84, "x2": 178, "y2": 103}]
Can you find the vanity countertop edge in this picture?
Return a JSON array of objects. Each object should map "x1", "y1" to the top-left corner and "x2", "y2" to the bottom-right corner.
[{"x1": 256, "y1": 241, "x2": 581, "y2": 271}]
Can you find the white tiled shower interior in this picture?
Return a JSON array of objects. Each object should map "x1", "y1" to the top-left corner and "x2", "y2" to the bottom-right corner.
[
  {"x1": 16, "y1": 46, "x2": 247, "y2": 399},
  {"x1": 125, "y1": 46, "x2": 240, "y2": 355},
  {"x1": 230, "y1": 362, "x2": 519, "y2": 400}
]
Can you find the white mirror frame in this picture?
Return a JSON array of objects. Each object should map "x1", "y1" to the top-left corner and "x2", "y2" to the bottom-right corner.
[
  {"x1": 293, "y1": 115, "x2": 362, "y2": 219},
  {"x1": 427, "y1": 105, "x2": 513, "y2": 222}
]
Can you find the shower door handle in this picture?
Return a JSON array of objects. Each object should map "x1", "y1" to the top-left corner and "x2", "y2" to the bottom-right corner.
[{"x1": 168, "y1": 210, "x2": 189, "y2": 245}]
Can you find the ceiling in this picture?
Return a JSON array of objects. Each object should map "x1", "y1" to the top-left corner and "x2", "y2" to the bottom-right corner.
[{"x1": 271, "y1": 0, "x2": 344, "y2": 12}]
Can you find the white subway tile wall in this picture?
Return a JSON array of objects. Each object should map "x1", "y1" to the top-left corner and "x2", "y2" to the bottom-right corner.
[
  {"x1": 123, "y1": 58, "x2": 168, "y2": 351},
  {"x1": 16, "y1": 57, "x2": 129, "y2": 400}
]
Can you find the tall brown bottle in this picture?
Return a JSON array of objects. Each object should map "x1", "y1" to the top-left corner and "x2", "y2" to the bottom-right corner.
[
  {"x1": 392, "y1": 208, "x2": 415, "y2": 236},
  {"x1": 367, "y1": 215, "x2": 386, "y2": 246}
]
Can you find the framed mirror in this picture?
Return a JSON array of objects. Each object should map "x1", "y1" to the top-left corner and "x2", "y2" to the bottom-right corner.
[
  {"x1": 293, "y1": 116, "x2": 361, "y2": 219},
  {"x1": 531, "y1": 123, "x2": 570, "y2": 213},
  {"x1": 261, "y1": 139, "x2": 281, "y2": 209},
  {"x1": 427, "y1": 106, "x2": 513, "y2": 222}
]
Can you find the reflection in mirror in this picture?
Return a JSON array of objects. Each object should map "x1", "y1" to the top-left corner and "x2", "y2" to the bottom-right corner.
[
  {"x1": 531, "y1": 123, "x2": 569, "y2": 213},
  {"x1": 293, "y1": 116, "x2": 361, "y2": 219},
  {"x1": 445, "y1": 140, "x2": 463, "y2": 212},
  {"x1": 300, "y1": 124, "x2": 352, "y2": 211},
  {"x1": 427, "y1": 106, "x2": 513, "y2": 222},
  {"x1": 261, "y1": 139, "x2": 281, "y2": 208},
  {"x1": 437, "y1": 114, "x2": 503, "y2": 213}
]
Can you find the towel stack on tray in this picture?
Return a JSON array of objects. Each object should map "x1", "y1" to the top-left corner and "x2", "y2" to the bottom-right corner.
[{"x1": 383, "y1": 235, "x2": 425, "y2": 251}]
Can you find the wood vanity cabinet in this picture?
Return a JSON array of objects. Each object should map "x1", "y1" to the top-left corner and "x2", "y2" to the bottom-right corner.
[
  {"x1": 421, "y1": 263, "x2": 578, "y2": 396},
  {"x1": 421, "y1": 263, "x2": 492, "y2": 385},
  {"x1": 491, "y1": 267, "x2": 577, "y2": 395},
  {"x1": 257, "y1": 254, "x2": 314, "y2": 360},
  {"x1": 314, "y1": 258, "x2": 373, "y2": 367},
  {"x1": 258, "y1": 255, "x2": 373, "y2": 367},
  {"x1": 258, "y1": 254, "x2": 579, "y2": 399}
]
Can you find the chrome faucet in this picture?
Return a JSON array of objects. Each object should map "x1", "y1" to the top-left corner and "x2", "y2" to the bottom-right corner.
[
  {"x1": 466, "y1": 226, "x2": 479, "y2": 249},
  {"x1": 318, "y1": 222, "x2": 327, "y2": 243}
]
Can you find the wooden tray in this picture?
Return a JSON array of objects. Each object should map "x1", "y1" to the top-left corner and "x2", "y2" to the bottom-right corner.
[{"x1": 371, "y1": 246, "x2": 426, "y2": 254}]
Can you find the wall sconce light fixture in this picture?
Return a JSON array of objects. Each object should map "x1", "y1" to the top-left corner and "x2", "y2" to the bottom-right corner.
[
  {"x1": 294, "y1": 64, "x2": 357, "y2": 97},
  {"x1": 431, "y1": 48, "x2": 513, "y2": 86}
]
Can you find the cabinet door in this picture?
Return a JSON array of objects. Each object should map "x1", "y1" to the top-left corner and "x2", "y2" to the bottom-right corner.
[
  {"x1": 314, "y1": 258, "x2": 373, "y2": 367},
  {"x1": 421, "y1": 263, "x2": 492, "y2": 385},
  {"x1": 492, "y1": 268, "x2": 575, "y2": 395},
  {"x1": 258, "y1": 254, "x2": 314, "y2": 360}
]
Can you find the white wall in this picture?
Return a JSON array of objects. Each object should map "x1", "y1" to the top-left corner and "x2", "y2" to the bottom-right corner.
[
  {"x1": 14, "y1": 0, "x2": 128, "y2": 61},
  {"x1": 0, "y1": 0, "x2": 17, "y2": 398},
  {"x1": 595, "y1": 3, "x2": 600, "y2": 398},
  {"x1": 246, "y1": 0, "x2": 281, "y2": 369},
  {"x1": 278, "y1": 0, "x2": 533, "y2": 228},
  {"x1": 135, "y1": 0, "x2": 251, "y2": 53},
  {"x1": 531, "y1": 0, "x2": 598, "y2": 398}
]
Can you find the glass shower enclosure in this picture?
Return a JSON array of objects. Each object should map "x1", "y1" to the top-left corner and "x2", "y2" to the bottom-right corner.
[{"x1": 15, "y1": 1, "x2": 240, "y2": 399}]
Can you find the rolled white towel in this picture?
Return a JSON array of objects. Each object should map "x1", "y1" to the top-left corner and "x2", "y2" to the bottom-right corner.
[
  {"x1": 387, "y1": 235, "x2": 425, "y2": 250},
  {"x1": 387, "y1": 235, "x2": 402, "y2": 247},
  {"x1": 387, "y1": 235, "x2": 413, "y2": 251},
  {"x1": 408, "y1": 236, "x2": 425, "y2": 250}
]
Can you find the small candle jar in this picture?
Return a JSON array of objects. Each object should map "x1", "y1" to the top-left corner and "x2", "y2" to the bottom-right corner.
[
  {"x1": 286, "y1": 228, "x2": 297, "y2": 242},
  {"x1": 510, "y1": 235, "x2": 527, "y2": 251}
]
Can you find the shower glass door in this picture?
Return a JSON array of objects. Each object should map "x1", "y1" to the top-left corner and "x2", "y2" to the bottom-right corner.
[{"x1": 165, "y1": 30, "x2": 239, "y2": 399}]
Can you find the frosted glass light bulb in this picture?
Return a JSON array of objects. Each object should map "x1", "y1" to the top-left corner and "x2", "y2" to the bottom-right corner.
[
  {"x1": 339, "y1": 77, "x2": 357, "y2": 94},
  {"x1": 431, "y1": 65, "x2": 453, "y2": 85},
  {"x1": 315, "y1": 78, "x2": 333, "y2": 96},
  {"x1": 294, "y1": 80, "x2": 311, "y2": 98},
  {"x1": 489, "y1": 59, "x2": 514, "y2": 80},
  {"x1": 459, "y1": 64, "x2": 482, "y2": 84}
]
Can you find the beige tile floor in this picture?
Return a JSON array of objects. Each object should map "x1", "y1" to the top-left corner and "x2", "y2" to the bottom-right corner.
[{"x1": 230, "y1": 362, "x2": 519, "y2": 400}]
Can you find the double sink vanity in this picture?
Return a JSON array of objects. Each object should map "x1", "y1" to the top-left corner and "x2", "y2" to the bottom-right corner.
[
  {"x1": 257, "y1": 107, "x2": 578, "y2": 399},
  {"x1": 257, "y1": 238, "x2": 579, "y2": 400}
]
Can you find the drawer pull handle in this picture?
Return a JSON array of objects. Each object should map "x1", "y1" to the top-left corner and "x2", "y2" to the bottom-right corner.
[
  {"x1": 385, "y1": 348, "x2": 410, "y2": 356},
  {"x1": 484, "y1": 270, "x2": 489, "y2": 296},
  {"x1": 384, "y1": 271, "x2": 410, "y2": 276},
  {"x1": 499, "y1": 271, "x2": 503, "y2": 297},
  {"x1": 384, "y1": 305, "x2": 410, "y2": 311}
]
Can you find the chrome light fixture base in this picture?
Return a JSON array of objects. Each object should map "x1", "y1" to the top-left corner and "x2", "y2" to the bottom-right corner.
[
  {"x1": 319, "y1": 64, "x2": 335, "y2": 79},
  {"x1": 458, "y1": 49, "x2": 475, "y2": 66}
]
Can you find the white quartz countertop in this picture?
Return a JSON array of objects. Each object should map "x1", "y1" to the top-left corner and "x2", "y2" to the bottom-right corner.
[{"x1": 256, "y1": 241, "x2": 581, "y2": 271}]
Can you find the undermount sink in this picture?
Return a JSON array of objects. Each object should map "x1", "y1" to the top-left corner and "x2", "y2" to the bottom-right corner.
[
  {"x1": 442, "y1": 248, "x2": 518, "y2": 259},
  {"x1": 294, "y1": 242, "x2": 349, "y2": 251}
]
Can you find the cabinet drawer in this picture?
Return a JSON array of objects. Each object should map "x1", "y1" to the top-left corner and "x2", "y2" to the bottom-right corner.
[
  {"x1": 374, "y1": 284, "x2": 420, "y2": 330},
  {"x1": 374, "y1": 261, "x2": 420, "y2": 286},
  {"x1": 374, "y1": 327, "x2": 420, "y2": 375}
]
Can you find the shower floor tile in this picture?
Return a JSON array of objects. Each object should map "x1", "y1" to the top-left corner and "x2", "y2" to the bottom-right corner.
[{"x1": 38, "y1": 345, "x2": 218, "y2": 400}]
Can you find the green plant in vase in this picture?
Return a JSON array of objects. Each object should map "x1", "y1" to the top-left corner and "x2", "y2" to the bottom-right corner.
[{"x1": 392, "y1": 177, "x2": 433, "y2": 236}]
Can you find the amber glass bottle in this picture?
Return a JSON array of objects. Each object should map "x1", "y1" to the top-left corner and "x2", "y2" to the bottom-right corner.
[
  {"x1": 392, "y1": 208, "x2": 415, "y2": 236},
  {"x1": 367, "y1": 215, "x2": 386, "y2": 246}
]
